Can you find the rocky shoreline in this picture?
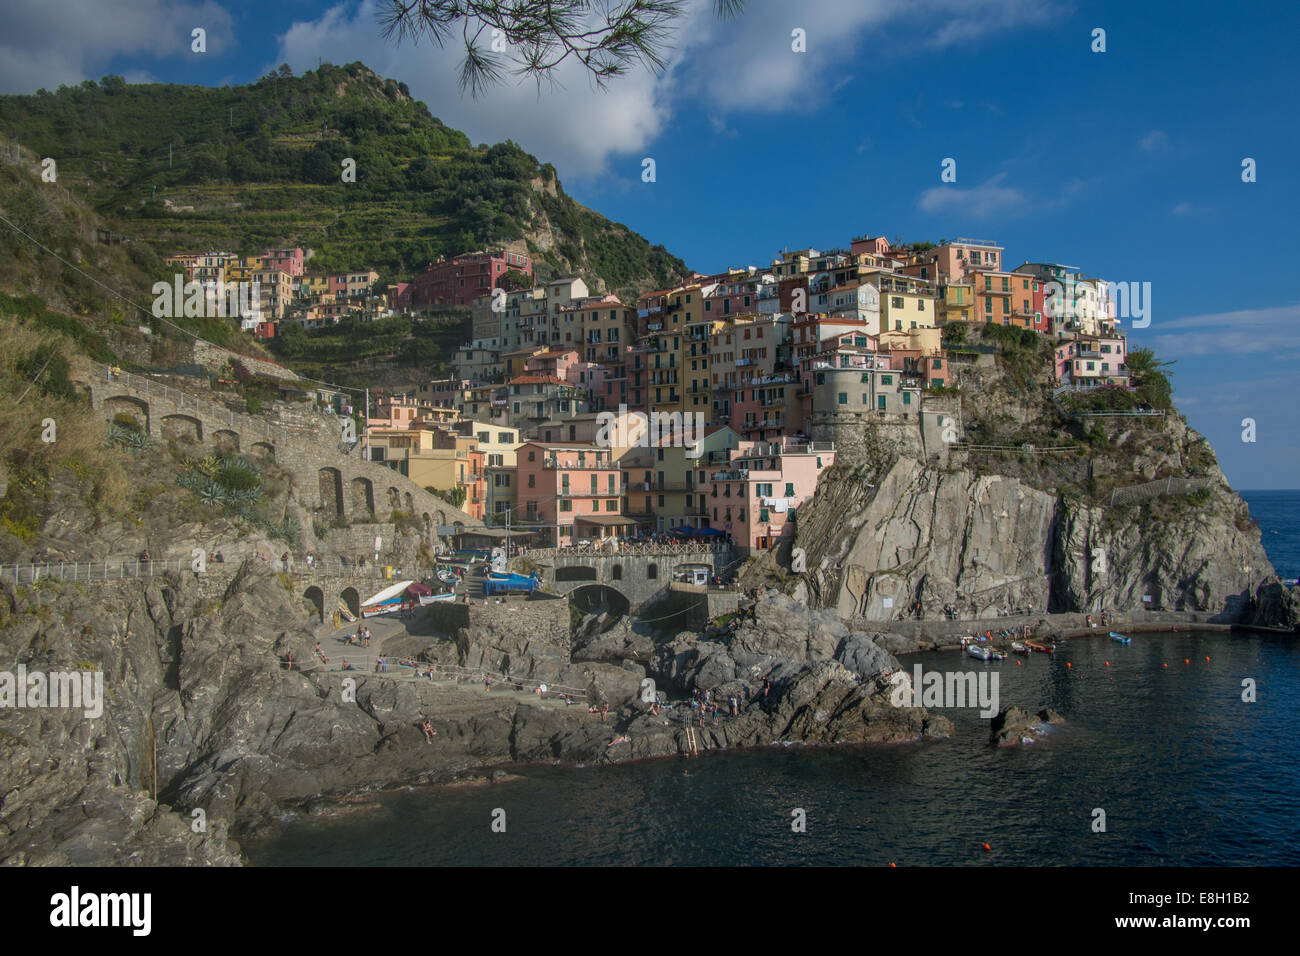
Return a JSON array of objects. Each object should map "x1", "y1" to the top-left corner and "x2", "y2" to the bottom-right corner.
[{"x1": 1, "y1": 555, "x2": 1294, "y2": 866}]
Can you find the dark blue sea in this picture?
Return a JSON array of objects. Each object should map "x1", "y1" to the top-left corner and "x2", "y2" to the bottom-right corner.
[
  {"x1": 245, "y1": 492, "x2": 1300, "y2": 867},
  {"x1": 1242, "y1": 490, "x2": 1300, "y2": 584}
]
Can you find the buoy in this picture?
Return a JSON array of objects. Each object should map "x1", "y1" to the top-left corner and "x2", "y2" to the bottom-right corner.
[
  {"x1": 1066, "y1": 662, "x2": 1072, "y2": 669},
  {"x1": 1205, "y1": 656, "x2": 1210, "y2": 662},
  {"x1": 1163, "y1": 663, "x2": 1167, "y2": 668},
  {"x1": 889, "y1": 862, "x2": 896, "y2": 867},
  {"x1": 982, "y1": 842, "x2": 991, "y2": 852},
  {"x1": 1105, "y1": 661, "x2": 1110, "y2": 667},
  {"x1": 1016, "y1": 661, "x2": 1021, "y2": 666},
  {"x1": 1184, "y1": 658, "x2": 1190, "y2": 665}
]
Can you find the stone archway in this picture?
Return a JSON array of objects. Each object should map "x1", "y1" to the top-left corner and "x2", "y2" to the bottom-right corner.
[
  {"x1": 647, "y1": 562, "x2": 658, "y2": 580},
  {"x1": 567, "y1": 583, "x2": 631, "y2": 621},
  {"x1": 319, "y1": 467, "x2": 344, "y2": 516},
  {"x1": 161, "y1": 413, "x2": 203, "y2": 441},
  {"x1": 251, "y1": 441, "x2": 275, "y2": 461},
  {"x1": 213, "y1": 429, "x2": 240, "y2": 453},
  {"x1": 340, "y1": 587, "x2": 361, "y2": 619},
  {"x1": 612, "y1": 564, "x2": 623, "y2": 581},
  {"x1": 104, "y1": 395, "x2": 150, "y2": 434},
  {"x1": 349, "y1": 476, "x2": 375, "y2": 518},
  {"x1": 304, "y1": 585, "x2": 325, "y2": 623},
  {"x1": 387, "y1": 487, "x2": 401, "y2": 510}
]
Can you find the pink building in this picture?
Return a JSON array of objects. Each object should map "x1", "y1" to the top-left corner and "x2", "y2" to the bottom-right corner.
[
  {"x1": 525, "y1": 348, "x2": 580, "y2": 381},
  {"x1": 707, "y1": 439, "x2": 836, "y2": 552},
  {"x1": 515, "y1": 441, "x2": 627, "y2": 545},
  {"x1": 1053, "y1": 334, "x2": 1129, "y2": 387},
  {"x1": 262, "y1": 247, "x2": 304, "y2": 277}
]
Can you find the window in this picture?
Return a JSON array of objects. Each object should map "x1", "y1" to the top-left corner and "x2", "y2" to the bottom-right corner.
[
  {"x1": 528, "y1": 450, "x2": 536, "y2": 462},
  {"x1": 838, "y1": 392, "x2": 848, "y2": 405},
  {"x1": 559, "y1": 499, "x2": 572, "y2": 512},
  {"x1": 785, "y1": 482, "x2": 795, "y2": 497},
  {"x1": 903, "y1": 392, "x2": 912, "y2": 405},
  {"x1": 891, "y1": 296, "x2": 904, "y2": 308},
  {"x1": 878, "y1": 396, "x2": 887, "y2": 410},
  {"x1": 647, "y1": 563, "x2": 658, "y2": 580},
  {"x1": 881, "y1": 375, "x2": 893, "y2": 385},
  {"x1": 817, "y1": 372, "x2": 826, "y2": 385}
]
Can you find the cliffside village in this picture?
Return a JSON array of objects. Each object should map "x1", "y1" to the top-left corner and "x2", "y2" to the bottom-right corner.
[{"x1": 165, "y1": 236, "x2": 1133, "y2": 554}]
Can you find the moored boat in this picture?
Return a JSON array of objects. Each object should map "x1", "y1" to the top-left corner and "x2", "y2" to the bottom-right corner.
[
  {"x1": 967, "y1": 644, "x2": 994, "y2": 661},
  {"x1": 1109, "y1": 631, "x2": 1132, "y2": 645},
  {"x1": 1011, "y1": 641, "x2": 1031, "y2": 655},
  {"x1": 1025, "y1": 640, "x2": 1054, "y2": 654}
]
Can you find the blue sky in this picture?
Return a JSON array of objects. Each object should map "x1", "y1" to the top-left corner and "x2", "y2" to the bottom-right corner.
[{"x1": 1, "y1": 0, "x2": 1297, "y2": 487}]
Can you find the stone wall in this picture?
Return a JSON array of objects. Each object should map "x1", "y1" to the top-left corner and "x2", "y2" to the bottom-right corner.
[{"x1": 191, "y1": 340, "x2": 299, "y2": 382}]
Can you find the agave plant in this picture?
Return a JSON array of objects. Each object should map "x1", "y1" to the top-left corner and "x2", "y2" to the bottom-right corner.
[{"x1": 199, "y1": 479, "x2": 228, "y2": 506}]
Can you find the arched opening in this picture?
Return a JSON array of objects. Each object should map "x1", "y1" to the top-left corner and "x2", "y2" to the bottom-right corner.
[
  {"x1": 568, "y1": 584, "x2": 631, "y2": 623},
  {"x1": 340, "y1": 587, "x2": 361, "y2": 619},
  {"x1": 387, "y1": 487, "x2": 402, "y2": 510},
  {"x1": 556, "y1": 565, "x2": 598, "y2": 583},
  {"x1": 251, "y1": 441, "x2": 275, "y2": 461},
  {"x1": 161, "y1": 413, "x2": 203, "y2": 442},
  {"x1": 318, "y1": 467, "x2": 344, "y2": 516},
  {"x1": 437, "y1": 509, "x2": 448, "y2": 526},
  {"x1": 104, "y1": 395, "x2": 150, "y2": 434},
  {"x1": 213, "y1": 429, "x2": 240, "y2": 453},
  {"x1": 612, "y1": 564, "x2": 623, "y2": 581},
  {"x1": 647, "y1": 563, "x2": 658, "y2": 580},
  {"x1": 349, "y1": 476, "x2": 375, "y2": 518},
  {"x1": 303, "y1": 586, "x2": 325, "y2": 623}
]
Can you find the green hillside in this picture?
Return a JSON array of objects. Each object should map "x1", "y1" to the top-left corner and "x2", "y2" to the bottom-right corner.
[{"x1": 0, "y1": 61, "x2": 688, "y2": 300}]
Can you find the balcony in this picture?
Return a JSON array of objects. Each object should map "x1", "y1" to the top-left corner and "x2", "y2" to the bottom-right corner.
[
  {"x1": 543, "y1": 459, "x2": 615, "y2": 470},
  {"x1": 712, "y1": 469, "x2": 749, "y2": 481}
]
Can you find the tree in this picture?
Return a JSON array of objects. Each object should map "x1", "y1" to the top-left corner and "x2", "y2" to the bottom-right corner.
[
  {"x1": 377, "y1": 0, "x2": 746, "y2": 96},
  {"x1": 1126, "y1": 347, "x2": 1174, "y2": 410}
]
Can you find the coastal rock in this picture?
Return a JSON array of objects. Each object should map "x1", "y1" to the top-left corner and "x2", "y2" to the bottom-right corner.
[{"x1": 989, "y1": 706, "x2": 1064, "y2": 747}]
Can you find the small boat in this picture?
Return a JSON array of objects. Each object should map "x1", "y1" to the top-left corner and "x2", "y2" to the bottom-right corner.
[
  {"x1": 967, "y1": 644, "x2": 994, "y2": 661},
  {"x1": 419, "y1": 591, "x2": 457, "y2": 605},
  {"x1": 988, "y1": 648, "x2": 1005, "y2": 661},
  {"x1": 359, "y1": 580, "x2": 415, "y2": 617},
  {"x1": 435, "y1": 569, "x2": 459, "y2": 585},
  {"x1": 1011, "y1": 641, "x2": 1031, "y2": 655},
  {"x1": 1025, "y1": 640, "x2": 1054, "y2": 654},
  {"x1": 1109, "y1": 631, "x2": 1131, "y2": 645}
]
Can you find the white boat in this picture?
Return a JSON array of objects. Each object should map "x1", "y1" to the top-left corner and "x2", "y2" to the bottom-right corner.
[
  {"x1": 359, "y1": 580, "x2": 414, "y2": 617},
  {"x1": 419, "y1": 592, "x2": 456, "y2": 605},
  {"x1": 1011, "y1": 641, "x2": 1030, "y2": 655},
  {"x1": 967, "y1": 644, "x2": 993, "y2": 661}
]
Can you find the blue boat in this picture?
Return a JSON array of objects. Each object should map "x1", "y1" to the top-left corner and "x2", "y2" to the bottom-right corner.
[{"x1": 1109, "y1": 631, "x2": 1131, "y2": 645}]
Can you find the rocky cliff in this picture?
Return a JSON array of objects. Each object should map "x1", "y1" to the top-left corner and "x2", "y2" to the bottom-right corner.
[{"x1": 788, "y1": 429, "x2": 1297, "y2": 628}]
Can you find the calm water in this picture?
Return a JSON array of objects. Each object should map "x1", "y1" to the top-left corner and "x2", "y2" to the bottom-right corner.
[
  {"x1": 247, "y1": 494, "x2": 1300, "y2": 866},
  {"x1": 247, "y1": 630, "x2": 1300, "y2": 866},
  {"x1": 1242, "y1": 489, "x2": 1300, "y2": 584}
]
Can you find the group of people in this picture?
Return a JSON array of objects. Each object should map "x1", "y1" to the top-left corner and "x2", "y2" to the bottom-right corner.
[{"x1": 343, "y1": 624, "x2": 372, "y2": 647}]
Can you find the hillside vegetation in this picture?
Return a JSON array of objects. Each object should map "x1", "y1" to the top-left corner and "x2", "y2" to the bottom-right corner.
[{"x1": 0, "y1": 62, "x2": 688, "y2": 300}]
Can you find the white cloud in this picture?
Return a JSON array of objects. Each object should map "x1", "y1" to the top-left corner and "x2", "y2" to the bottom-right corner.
[
  {"x1": 1146, "y1": 303, "x2": 1300, "y2": 356},
  {"x1": 917, "y1": 173, "x2": 1026, "y2": 218},
  {"x1": 1139, "y1": 129, "x2": 1168, "y2": 151},
  {"x1": 275, "y1": 0, "x2": 669, "y2": 178},
  {"x1": 273, "y1": 0, "x2": 1063, "y2": 177},
  {"x1": 0, "y1": 0, "x2": 233, "y2": 93}
]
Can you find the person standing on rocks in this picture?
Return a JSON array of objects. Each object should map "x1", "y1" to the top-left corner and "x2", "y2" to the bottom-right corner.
[{"x1": 600, "y1": 701, "x2": 609, "y2": 722}]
